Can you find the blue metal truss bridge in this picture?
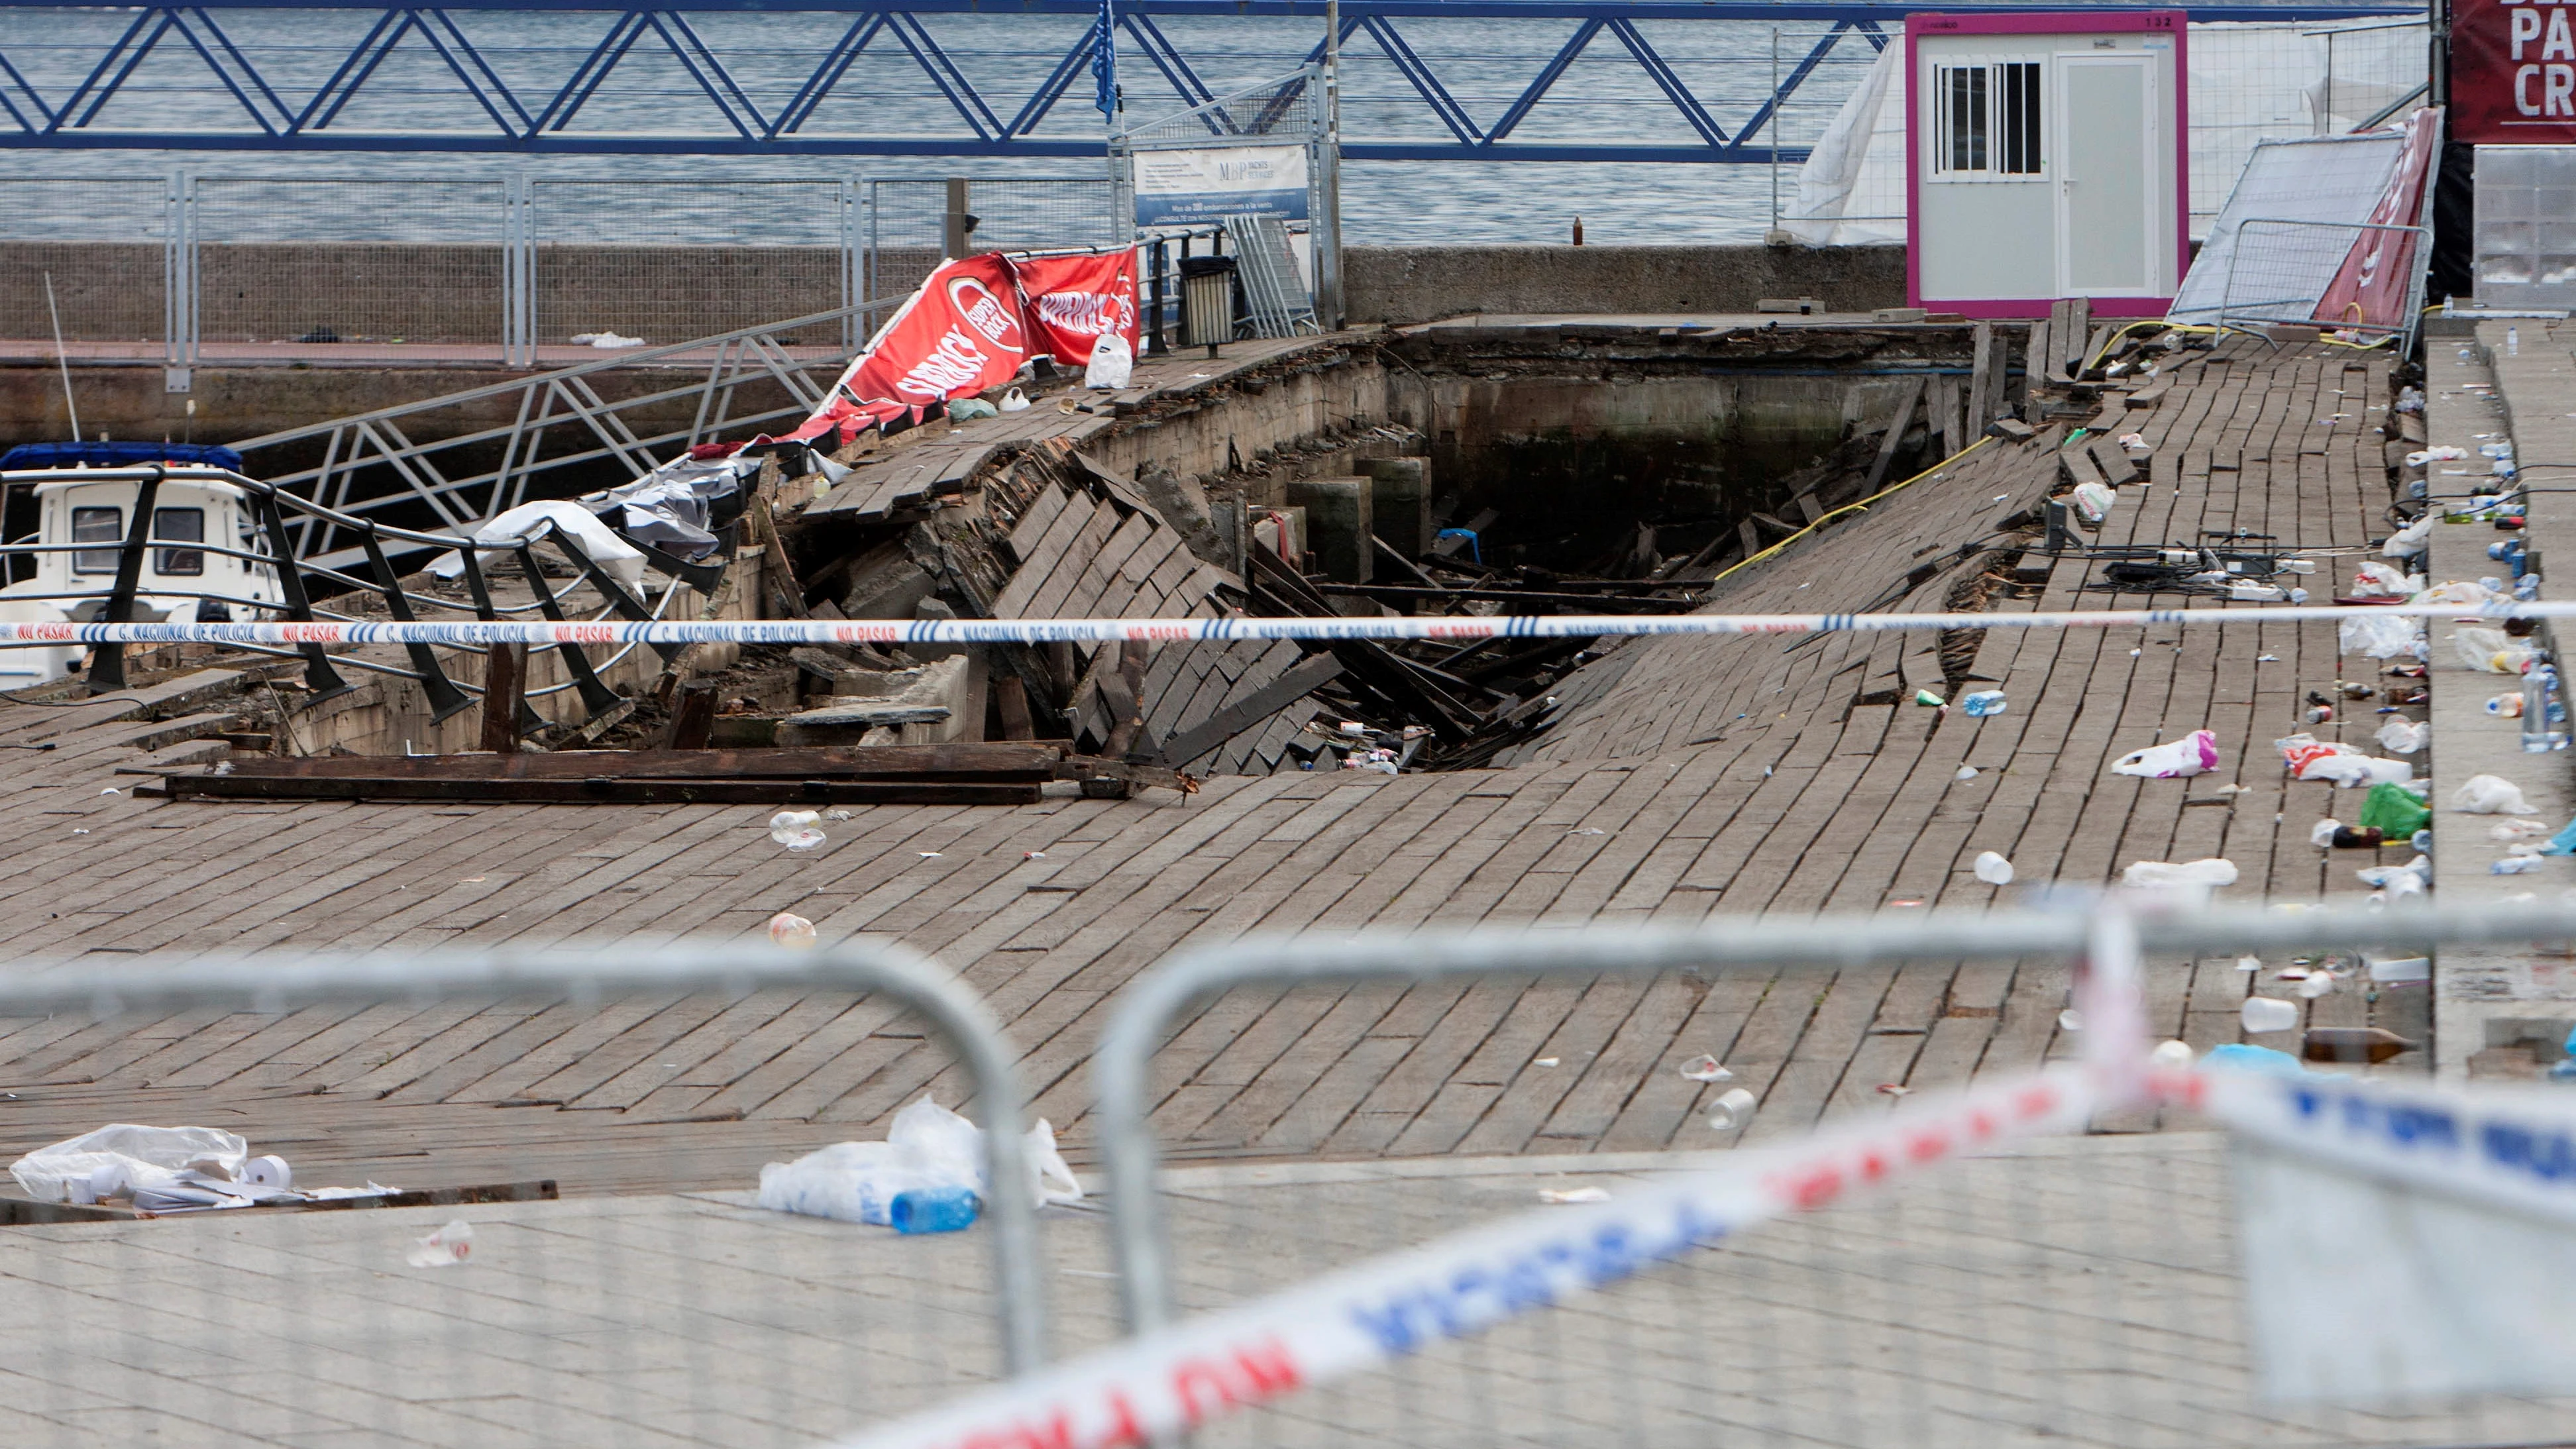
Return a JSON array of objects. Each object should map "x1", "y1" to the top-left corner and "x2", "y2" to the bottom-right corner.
[{"x1": 0, "y1": 1, "x2": 2414, "y2": 161}]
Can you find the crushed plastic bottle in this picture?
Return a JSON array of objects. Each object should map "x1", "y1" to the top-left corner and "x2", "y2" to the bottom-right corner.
[
  {"x1": 1961, "y1": 690, "x2": 2007, "y2": 717},
  {"x1": 769, "y1": 810, "x2": 827, "y2": 851},
  {"x1": 405, "y1": 1219, "x2": 473, "y2": 1268},
  {"x1": 767, "y1": 912, "x2": 818, "y2": 949}
]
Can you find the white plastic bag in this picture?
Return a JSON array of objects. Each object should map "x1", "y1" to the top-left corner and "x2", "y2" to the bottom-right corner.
[
  {"x1": 2383, "y1": 515, "x2": 2433, "y2": 560},
  {"x1": 2338, "y1": 614, "x2": 2424, "y2": 659},
  {"x1": 9, "y1": 1124, "x2": 249, "y2": 1204},
  {"x1": 2069, "y1": 481, "x2": 2116, "y2": 526},
  {"x1": 2298, "y1": 753, "x2": 2412, "y2": 788},
  {"x1": 2111, "y1": 729, "x2": 2218, "y2": 778},
  {"x1": 997, "y1": 387, "x2": 1032, "y2": 413},
  {"x1": 2349, "y1": 562, "x2": 2418, "y2": 598},
  {"x1": 756, "y1": 1096, "x2": 1083, "y2": 1228},
  {"x1": 1084, "y1": 332, "x2": 1134, "y2": 390},
  {"x1": 2376, "y1": 718, "x2": 2427, "y2": 755},
  {"x1": 2416, "y1": 580, "x2": 2498, "y2": 607},
  {"x1": 2121, "y1": 858, "x2": 2239, "y2": 888},
  {"x1": 2455, "y1": 625, "x2": 2537, "y2": 674},
  {"x1": 2453, "y1": 774, "x2": 2540, "y2": 815}
]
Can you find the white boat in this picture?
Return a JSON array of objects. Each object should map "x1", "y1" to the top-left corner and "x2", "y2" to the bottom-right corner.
[{"x1": 0, "y1": 468, "x2": 282, "y2": 687}]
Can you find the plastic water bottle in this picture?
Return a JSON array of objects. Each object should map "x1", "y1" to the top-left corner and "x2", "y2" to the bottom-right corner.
[
  {"x1": 890, "y1": 1186, "x2": 981, "y2": 1234},
  {"x1": 1962, "y1": 690, "x2": 2006, "y2": 718},
  {"x1": 2525, "y1": 667, "x2": 2553, "y2": 753}
]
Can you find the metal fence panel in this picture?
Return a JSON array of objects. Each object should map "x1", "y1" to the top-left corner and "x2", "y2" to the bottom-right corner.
[
  {"x1": 863, "y1": 177, "x2": 1121, "y2": 305},
  {"x1": 0, "y1": 176, "x2": 171, "y2": 347},
  {"x1": 0, "y1": 943, "x2": 1050, "y2": 1447},
  {"x1": 2220, "y1": 217, "x2": 2428, "y2": 349},
  {"x1": 191, "y1": 176, "x2": 516, "y2": 349},
  {"x1": 2473, "y1": 144, "x2": 2576, "y2": 309}
]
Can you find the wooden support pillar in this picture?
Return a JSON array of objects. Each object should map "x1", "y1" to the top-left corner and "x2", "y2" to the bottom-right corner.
[{"x1": 479, "y1": 643, "x2": 527, "y2": 753}]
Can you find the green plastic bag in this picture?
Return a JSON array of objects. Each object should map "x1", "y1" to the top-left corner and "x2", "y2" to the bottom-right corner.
[{"x1": 2357, "y1": 780, "x2": 2432, "y2": 839}]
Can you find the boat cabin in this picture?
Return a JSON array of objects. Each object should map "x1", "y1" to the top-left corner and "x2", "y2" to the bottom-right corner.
[{"x1": 0, "y1": 468, "x2": 280, "y2": 686}]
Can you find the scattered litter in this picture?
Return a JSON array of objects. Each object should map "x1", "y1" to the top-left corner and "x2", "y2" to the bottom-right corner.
[
  {"x1": 2257, "y1": 654, "x2": 2279, "y2": 662},
  {"x1": 570, "y1": 331, "x2": 645, "y2": 349},
  {"x1": 1875, "y1": 1083, "x2": 1911, "y2": 1097},
  {"x1": 1961, "y1": 690, "x2": 2007, "y2": 718},
  {"x1": 1567, "y1": 828, "x2": 1605, "y2": 836},
  {"x1": 70, "y1": 829, "x2": 86, "y2": 835},
  {"x1": 2121, "y1": 858, "x2": 2239, "y2": 888},
  {"x1": 2338, "y1": 614, "x2": 2425, "y2": 659},
  {"x1": 2215, "y1": 782, "x2": 2248, "y2": 795},
  {"x1": 2453, "y1": 775, "x2": 2540, "y2": 815},
  {"x1": 97, "y1": 786, "x2": 119, "y2": 796},
  {"x1": 2112, "y1": 729, "x2": 2219, "y2": 779},
  {"x1": 2357, "y1": 781, "x2": 2433, "y2": 837},
  {"x1": 2241, "y1": 997, "x2": 2301, "y2": 1032},
  {"x1": 1955, "y1": 766, "x2": 1980, "y2": 781},
  {"x1": 2237, "y1": 956, "x2": 2262, "y2": 973},
  {"x1": 1705, "y1": 1087, "x2": 1759, "y2": 1131},
  {"x1": 1972, "y1": 850, "x2": 2015, "y2": 885},
  {"x1": 10, "y1": 1126, "x2": 387, "y2": 1211},
  {"x1": 2493, "y1": 818, "x2": 2553, "y2": 839},
  {"x1": 2207, "y1": 1042, "x2": 2308, "y2": 1075},
  {"x1": 2368, "y1": 955, "x2": 2432, "y2": 983},
  {"x1": 1538, "y1": 1186, "x2": 1611, "y2": 1205},
  {"x1": 998, "y1": 387, "x2": 1031, "y2": 413},
  {"x1": 1024, "y1": 851, "x2": 1047, "y2": 861},
  {"x1": 1534, "y1": 1057, "x2": 1560, "y2": 1067},
  {"x1": 1679, "y1": 1055, "x2": 1734, "y2": 1082},
  {"x1": 769, "y1": 810, "x2": 828, "y2": 851},
  {"x1": 2310, "y1": 818, "x2": 2342, "y2": 848},
  {"x1": 2298, "y1": 972, "x2": 2337, "y2": 998},
  {"x1": 2494, "y1": 856, "x2": 2544, "y2": 875},
  {"x1": 406, "y1": 1220, "x2": 474, "y2": 1267},
  {"x1": 2375, "y1": 718, "x2": 2427, "y2": 755},
  {"x1": 2150, "y1": 1040, "x2": 2196, "y2": 1069},
  {"x1": 767, "y1": 912, "x2": 818, "y2": 949},
  {"x1": 756, "y1": 1095, "x2": 1083, "y2": 1230},
  {"x1": 1914, "y1": 689, "x2": 1946, "y2": 707},
  {"x1": 2488, "y1": 692, "x2": 2526, "y2": 718},
  {"x1": 918, "y1": 851, "x2": 943, "y2": 859},
  {"x1": 822, "y1": 809, "x2": 855, "y2": 822},
  {"x1": 1084, "y1": 330, "x2": 1134, "y2": 389}
]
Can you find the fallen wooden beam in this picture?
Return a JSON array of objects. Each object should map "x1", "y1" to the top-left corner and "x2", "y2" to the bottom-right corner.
[
  {"x1": 1155, "y1": 653, "x2": 1344, "y2": 768},
  {"x1": 192, "y1": 743, "x2": 1071, "y2": 782},
  {"x1": 162, "y1": 774, "x2": 1047, "y2": 806}
]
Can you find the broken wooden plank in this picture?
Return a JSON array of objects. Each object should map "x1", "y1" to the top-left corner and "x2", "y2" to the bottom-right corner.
[
  {"x1": 192, "y1": 743, "x2": 1070, "y2": 781},
  {"x1": 1155, "y1": 653, "x2": 1345, "y2": 769},
  {"x1": 1860, "y1": 375, "x2": 1928, "y2": 495}
]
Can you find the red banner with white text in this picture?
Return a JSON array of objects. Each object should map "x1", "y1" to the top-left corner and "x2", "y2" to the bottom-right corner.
[
  {"x1": 2453, "y1": 0, "x2": 2576, "y2": 143},
  {"x1": 784, "y1": 250, "x2": 1140, "y2": 447},
  {"x1": 2311, "y1": 107, "x2": 2442, "y2": 333},
  {"x1": 784, "y1": 253, "x2": 1034, "y2": 445},
  {"x1": 1014, "y1": 249, "x2": 1142, "y2": 368}
]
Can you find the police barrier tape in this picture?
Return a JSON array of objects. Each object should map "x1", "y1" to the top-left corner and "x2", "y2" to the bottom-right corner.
[
  {"x1": 0, "y1": 599, "x2": 2549, "y2": 651},
  {"x1": 2190, "y1": 1063, "x2": 2576, "y2": 1229},
  {"x1": 820, "y1": 1065, "x2": 2107, "y2": 1449}
]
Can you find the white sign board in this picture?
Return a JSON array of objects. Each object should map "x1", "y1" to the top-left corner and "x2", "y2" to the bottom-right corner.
[{"x1": 1134, "y1": 144, "x2": 1309, "y2": 227}]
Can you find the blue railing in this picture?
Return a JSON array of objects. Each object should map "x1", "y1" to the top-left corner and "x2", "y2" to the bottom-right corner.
[{"x1": 0, "y1": 1, "x2": 2416, "y2": 160}]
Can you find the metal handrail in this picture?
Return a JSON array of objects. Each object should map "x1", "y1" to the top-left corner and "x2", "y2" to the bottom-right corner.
[
  {"x1": 0, "y1": 941, "x2": 1051, "y2": 1377},
  {"x1": 1092, "y1": 899, "x2": 2576, "y2": 1336}
]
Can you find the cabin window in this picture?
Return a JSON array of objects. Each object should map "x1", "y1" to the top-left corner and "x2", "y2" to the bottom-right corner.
[
  {"x1": 154, "y1": 508, "x2": 204, "y2": 576},
  {"x1": 1931, "y1": 60, "x2": 2045, "y2": 180},
  {"x1": 70, "y1": 506, "x2": 123, "y2": 574}
]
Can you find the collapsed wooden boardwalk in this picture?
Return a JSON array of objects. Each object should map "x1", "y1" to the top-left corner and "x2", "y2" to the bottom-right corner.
[{"x1": 0, "y1": 335, "x2": 2416, "y2": 1198}]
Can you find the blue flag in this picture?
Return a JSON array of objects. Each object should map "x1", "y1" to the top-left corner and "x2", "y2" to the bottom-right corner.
[{"x1": 1091, "y1": 0, "x2": 1118, "y2": 120}]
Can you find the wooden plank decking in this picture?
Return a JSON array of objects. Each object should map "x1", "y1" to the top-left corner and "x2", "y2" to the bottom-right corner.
[{"x1": 0, "y1": 335, "x2": 2420, "y2": 1199}]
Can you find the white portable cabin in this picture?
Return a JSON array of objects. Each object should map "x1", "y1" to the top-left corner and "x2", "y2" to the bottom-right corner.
[
  {"x1": 0, "y1": 469, "x2": 280, "y2": 686},
  {"x1": 1907, "y1": 11, "x2": 2190, "y2": 318}
]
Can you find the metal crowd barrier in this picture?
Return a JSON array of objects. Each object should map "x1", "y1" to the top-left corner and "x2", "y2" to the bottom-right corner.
[{"x1": 0, "y1": 941, "x2": 1050, "y2": 1449}]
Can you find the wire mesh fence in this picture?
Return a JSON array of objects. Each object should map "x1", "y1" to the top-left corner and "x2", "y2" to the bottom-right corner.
[
  {"x1": 0, "y1": 175, "x2": 173, "y2": 346},
  {"x1": 529, "y1": 177, "x2": 858, "y2": 350},
  {"x1": 2220, "y1": 217, "x2": 2428, "y2": 346},
  {"x1": 862, "y1": 177, "x2": 1123, "y2": 309},
  {"x1": 192, "y1": 175, "x2": 515, "y2": 349},
  {"x1": 0, "y1": 946, "x2": 1051, "y2": 1446}
]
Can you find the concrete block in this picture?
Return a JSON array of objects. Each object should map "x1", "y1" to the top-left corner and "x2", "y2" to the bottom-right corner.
[
  {"x1": 1284, "y1": 478, "x2": 1371, "y2": 584},
  {"x1": 1360, "y1": 456, "x2": 1432, "y2": 559}
]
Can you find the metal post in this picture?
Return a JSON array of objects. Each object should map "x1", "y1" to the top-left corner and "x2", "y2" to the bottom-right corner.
[
  {"x1": 504, "y1": 169, "x2": 533, "y2": 368},
  {"x1": 839, "y1": 176, "x2": 861, "y2": 353},
  {"x1": 943, "y1": 176, "x2": 972, "y2": 258},
  {"x1": 1316, "y1": 28, "x2": 1345, "y2": 329},
  {"x1": 1148, "y1": 235, "x2": 1169, "y2": 356},
  {"x1": 358, "y1": 523, "x2": 474, "y2": 723},
  {"x1": 82, "y1": 466, "x2": 163, "y2": 694},
  {"x1": 1770, "y1": 28, "x2": 1783, "y2": 237},
  {"x1": 163, "y1": 168, "x2": 193, "y2": 394},
  {"x1": 253, "y1": 490, "x2": 353, "y2": 700}
]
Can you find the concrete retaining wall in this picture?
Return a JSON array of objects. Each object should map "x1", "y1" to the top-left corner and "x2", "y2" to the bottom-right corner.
[{"x1": 1344, "y1": 244, "x2": 1909, "y2": 323}]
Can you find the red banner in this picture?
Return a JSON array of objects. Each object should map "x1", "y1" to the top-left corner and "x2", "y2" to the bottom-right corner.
[
  {"x1": 1014, "y1": 250, "x2": 1142, "y2": 368},
  {"x1": 784, "y1": 253, "x2": 1034, "y2": 445},
  {"x1": 2453, "y1": 0, "x2": 2576, "y2": 143},
  {"x1": 2312, "y1": 107, "x2": 2442, "y2": 332}
]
